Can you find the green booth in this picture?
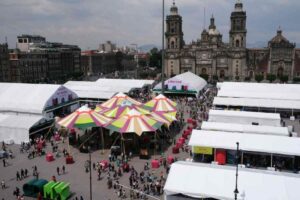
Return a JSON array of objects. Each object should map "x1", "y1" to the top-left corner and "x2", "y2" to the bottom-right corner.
[
  {"x1": 54, "y1": 182, "x2": 71, "y2": 200},
  {"x1": 44, "y1": 181, "x2": 60, "y2": 199},
  {"x1": 23, "y1": 179, "x2": 48, "y2": 197}
]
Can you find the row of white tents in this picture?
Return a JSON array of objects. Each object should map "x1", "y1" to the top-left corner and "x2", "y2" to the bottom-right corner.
[{"x1": 164, "y1": 96, "x2": 300, "y2": 200}]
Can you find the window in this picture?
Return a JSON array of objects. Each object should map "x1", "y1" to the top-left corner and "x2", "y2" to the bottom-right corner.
[
  {"x1": 18, "y1": 39, "x2": 23, "y2": 43},
  {"x1": 235, "y1": 39, "x2": 240, "y2": 47},
  {"x1": 201, "y1": 68, "x2": 207, "y2": 74},
  {"x1": 171, "y1": 41, "x2": 175, "y2": 49}
]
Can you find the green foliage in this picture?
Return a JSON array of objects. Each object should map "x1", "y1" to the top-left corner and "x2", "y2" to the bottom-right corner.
[
  {"x1": 255, "y1": 74, "x2": 264, "y2": 83},
  {"x1": 149, "y1": 48, "x2": 162, "y2": 68},
  {"x1": 293, "y1": 77, "x2": 300, "y2": 83},
  {"x1": 213, "y1": 75, "x2": 219, "y2": 81},
  {"x1": 200, "y1": 74, "x2": 209, "y2": 81},
  {"x1": 267, "y1": 74, "x2": 276, "y2": 83},
  {"x1": 244, "y1": 77, "x2": 251, "y2": 81},
  {"x1": 235, "y1": 76, "x2": 240, "y2": 81},
  {"x1": 279, "y1": 75, "x2": 289, "y2": 83}
]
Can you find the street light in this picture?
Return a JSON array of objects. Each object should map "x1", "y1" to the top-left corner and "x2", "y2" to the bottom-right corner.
[
  {"x1": 161, "y1": 0, "x2": 165, "y2": 94},
  {"x1": 234, "y1": 142, "x2": 239, "y2": 200},
  {"x1": 88, "y1": 146, "x2": 92, "y2": 200},
  {"x1": 131, "y1": 43, "x2": 139, "y2": 79}
]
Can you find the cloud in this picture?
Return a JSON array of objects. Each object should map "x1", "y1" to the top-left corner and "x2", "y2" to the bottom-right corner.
[{"x1": 0, "y1": 0, "x2": 300, "y2": 49}]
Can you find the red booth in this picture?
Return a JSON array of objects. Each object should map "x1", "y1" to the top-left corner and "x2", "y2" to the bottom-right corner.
[
  {"x1": 167, "y1": 156, "x2": 174, "y2": 164},
  {"x1": 215, "y1": 149, "x2": 226, "y2": 165},
  {"x1": 100, "y1": 160, "x2": 109, "y2": 169},
  {"x1": 66, "y1": 155, "x2": 74, "y2": 164},
  {"x1": 46, "y1": 153, "x2": 54, "y2": 162},
  {"x1": 151, "y1": 159, "x2": 160, "y2": 168},
  {"x1": 172, "y1": 147, "x2": 179, "y2": 154},
  {"x1": 178, "y1": 137, "x2": 185, "y2": 144}
]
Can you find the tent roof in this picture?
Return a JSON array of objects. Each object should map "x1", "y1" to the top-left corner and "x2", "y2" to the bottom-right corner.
[
  {"x1": 217, "y1": 82, "x2": 300, "y2": 101},
  {"x1": 154, "y1": 72, "x2": 207, "y2": 94},
  {"x1": 64, "y1": 81, "x2": 116, "y2": 99},
  {"x1": 209, "y1": 109, "x2": 280, "y2": 120},
  {"x1": 96, "y1": 78, "x2": 154, "y2": 90},
  {"x1": 213, "y1": 97, "x2": 300, "y2": 110},
  {"x1": 0, "y1": 114, "x2": 43, "y2": 144},
  {"x1": 164, "y1": 161, "x2": 300, "y2": 200},
  {"x1": 188, "y1": 130, "x2": 300, "y2": 156},
  {"x1": 0, "y1": 83, "x2": 69, "y2": 114},
  {"x1": 201, "y1": 121, "x2": 289, "y2": 136}
]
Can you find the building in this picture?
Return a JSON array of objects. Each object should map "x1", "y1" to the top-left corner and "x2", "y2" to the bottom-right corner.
[
  {"x1": 99, "y1": 41, "x2": 117, "y2": 53},
  {"x1": 9, "y1": 35, "x2": 82, "y2": 83},
  {"x1": 0, "y1": 43, "x2": 10, "y2": 82},
  {"x1": 81, "y1": 50, "x2": 136, "y2": 76},
  {"x1": 164, "y1": 1, "x2": 300, "y2": 82}
]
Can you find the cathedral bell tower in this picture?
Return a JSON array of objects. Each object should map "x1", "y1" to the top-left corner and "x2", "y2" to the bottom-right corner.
[
  {"x1": 165, "y1": 1, "x2": 184, "y2": 50},
  {"x1": 230, "y1": 0, "x2": 247, "y2": 48}
]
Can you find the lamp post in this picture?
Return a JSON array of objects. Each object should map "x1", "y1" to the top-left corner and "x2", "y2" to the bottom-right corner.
[
  {"x1": 234, "y1": 142, "x2": 239, "y2": 200},
  {"x1": 161, "y1": 0, "x2": 165, "y2": 94}
]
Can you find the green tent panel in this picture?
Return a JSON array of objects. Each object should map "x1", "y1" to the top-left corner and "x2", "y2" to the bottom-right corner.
[
  {"x1": 23, "y1": 179, "x2": 48, "y2": 197},
  {"x1": 43, "y1": 181, "x2": 60, "y2": 199},
  {"x1": 54, "y1": 181, "x2": 71, "y2": 200}
]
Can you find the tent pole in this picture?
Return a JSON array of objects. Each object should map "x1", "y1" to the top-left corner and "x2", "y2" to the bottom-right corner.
[
  {"x1": 100, "y1": 128, "x2": 105, "y2": 155},
  {"x1": 271, "y1": 154, "x2": 273, "y2": 167}
]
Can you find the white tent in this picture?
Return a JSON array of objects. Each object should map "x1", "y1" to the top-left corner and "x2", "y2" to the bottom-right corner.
[
  {"x1": 188, "y1": 130, "x2": 300, "y2": 156},
  {"x1": 213, "y1": 97, "x2": 300, "y2": 110},
  {"x1": 201, "y1": 121, "x2": 289, "y2": 136},
  {"x1": 0, "y1": 83, "x2": 78, "y2": 115},
  {"x1": 96, "y1": 78, "x2": 154, "y2": 92},
  {"x1": 208, "y1": 109, "x2": 281, "y2": 126},
  {"x1": 164, "y1": 161, "x2": 300, "y2": 200},
  {"x1": 153, "y1": 72, "x2": 207, "y2": 95},
  {"x1": 64, "y1": 81, "x2": 117, "y2": 99},
  {"x1": 0, "y1": 114, "x2": 42, "y2": 144}
]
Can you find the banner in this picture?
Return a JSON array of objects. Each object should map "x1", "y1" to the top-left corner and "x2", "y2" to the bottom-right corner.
[{"x1": 193, "y1": 146, "x2": 213, "y2": 155}]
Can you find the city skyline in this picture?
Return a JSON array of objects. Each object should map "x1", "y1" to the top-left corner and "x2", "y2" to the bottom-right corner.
[{"x1": 0, "y1": 0, "x2": 299, "y2": 50}]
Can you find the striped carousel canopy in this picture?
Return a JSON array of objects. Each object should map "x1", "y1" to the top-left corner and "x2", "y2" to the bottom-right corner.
[
  {"x1": 99, "y1": 92, "x2": 142, "y2": 109},
  {"x1": 58, "y1": 105, "x2": 111, "y2": 129},
  {"x1": 105, "y1": 108, "x2": 163, "y2": 136},
  {"x1": 144, "y1": 94, "x2": 177, "y2": 112}
]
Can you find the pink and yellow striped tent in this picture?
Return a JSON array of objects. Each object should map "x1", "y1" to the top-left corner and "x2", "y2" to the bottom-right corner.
[
  {"x1": 99, "y1": 92, "x2": 142, "y2": 109},
  {"x1": 58, "y1": 105, "x2": 111, "y2": 129},
  {"x1": 105, "y1": 108, "x2": 163, "y2": 136},
  {"x1": 144, "y1": 94, "x2": 177, "y2": 112},
  {"x1": 148, "y1": 111, "x2": 177, "y2": 127}
]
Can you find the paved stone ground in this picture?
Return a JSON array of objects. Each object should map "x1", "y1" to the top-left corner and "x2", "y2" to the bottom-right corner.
[{"x1": 0, "y1": 104, "x2": 193, "y2": 200}]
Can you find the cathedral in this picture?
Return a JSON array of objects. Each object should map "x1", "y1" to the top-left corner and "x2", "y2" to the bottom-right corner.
[{"x1": 164, "y1": 0, "x2": 300, "y2": 81}]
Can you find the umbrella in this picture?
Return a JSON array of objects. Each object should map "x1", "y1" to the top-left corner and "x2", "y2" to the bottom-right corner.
[
  {"x1": 94, "y1": 105, "x2": 107, "y2": 113},
  {"x1": 58, "y1": 105, "x2": 111, "y2": 129},
  {"x1": 144, "y1": 94, "x2": 177, "y2": 112},
  {"x1": 102, "y1": 100, "x2": 150, "y2": 118},
  {"x1": 105, "y1": 108, "x2": 163, "y2": 136},
  {"x1": 100, "y1": 92, "x2": 142, "y2": 109}
]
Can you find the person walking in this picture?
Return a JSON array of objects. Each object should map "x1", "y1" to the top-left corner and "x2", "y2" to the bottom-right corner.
[
  {"x1": 2, "y1": 159, "x2": 6, "y2": 167},
  {"x1": 1, "y1": 180, "x2": 5, "y2": 189},
  {"x1": 20, "y1": 169, "x2": 24, "y2": 179},
  {"x1": 57, "y1": 167, "x2": 60, "y2": 175},
  {"x1": 16, "y1": 171, "x2": 21, "y2": 181},
  {"x1": 24, "y1": 169, "x2": 28, "y2": 177},
  {"x1": 62, "y1": 165, "x2": 65, "y2": 174}
]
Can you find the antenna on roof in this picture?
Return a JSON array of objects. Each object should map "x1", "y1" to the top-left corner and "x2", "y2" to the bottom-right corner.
[
  {"x1": 5, "y1": 36, "x2": 7, "y2": 44},
  {"x1": 203, "y1": 7, "x2": 206, "y2": 30}
]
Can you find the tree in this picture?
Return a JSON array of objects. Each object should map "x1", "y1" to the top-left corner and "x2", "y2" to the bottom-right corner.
[
  {"x1": 279, "y1": 75, "x2": 289, "y2": 83},
  {"x1": 293, "y1": 77, "x2": 300, "y2": 83},
  {"x1": 200, "y1": 74, "x2": 209, "y2": 81},
  {"x1": 266, "y1": 74, "x2": 276, "y2": 83},
  {"x1": 255, "y1": 74, "x2": 264, "y2": 83},
  {"x1": 148, "y1": 48, "x2": 162, "y2": 68}
]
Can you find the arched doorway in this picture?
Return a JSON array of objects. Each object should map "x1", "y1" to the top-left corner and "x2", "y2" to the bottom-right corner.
[
  {"x1": 235, "y1": 39, "x2": 240, "y2": 48},
  {"x1": 219, "y1": 70, "x2": 225, "y2": 79},
  {"x1": 277, "y1": 67, "x2": 284, "y2": 77}
]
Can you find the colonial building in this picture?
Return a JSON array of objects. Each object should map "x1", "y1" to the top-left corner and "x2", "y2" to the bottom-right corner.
[
  {"x1": 164, "y1": 0, "x2": 300, "y2": 82},
  {"x1": 9, "y1": 35, "x2": 82, "y2": 83}
]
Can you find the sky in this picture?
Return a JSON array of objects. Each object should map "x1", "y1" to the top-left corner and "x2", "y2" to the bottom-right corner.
[{"x1": 0, "y1": 0, "x2": 299, "y2": 50}]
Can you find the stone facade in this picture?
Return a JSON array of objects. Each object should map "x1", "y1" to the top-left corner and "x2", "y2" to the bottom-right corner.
[
  {"x1": 0, "y1": 43, "x2": 10, "y2": 82},
  {"x1": 165, "y1": 1, "x2": 299, "y2": 82}
]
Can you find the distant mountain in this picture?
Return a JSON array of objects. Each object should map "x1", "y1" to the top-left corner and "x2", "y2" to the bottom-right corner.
[{"x1": 139, "y1": 44, "x2": 161, "y2": 53}]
